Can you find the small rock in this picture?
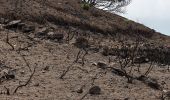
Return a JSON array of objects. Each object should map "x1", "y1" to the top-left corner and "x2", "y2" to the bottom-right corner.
[
  {"x1": 97, "y1": 62, "x2": 108, "y2": 69},
  {"x1": 77, "y1": 88, "x2": 83, "y2": 94},
  {"x1": 89, "y1": 47, "x2": 100, "y2": 53},
  {"x1": 47, "y1": 32, "x2": 55, "y2": 39},
  {"x1": 74, "y1": 37, "x2": 89, "y2": 49},
  {"x1": 89, "y1": 86, "x2": 101, "y2": 95},
  {"x1": 4, "y1": 19, "x2": 9, "y2": 24},
  {"x1": 112, "y1": 68, "x2": 125, "y2": 76},
  {"x1": 102, "y1": 46, "x2": 110, "y2": 56},
  {"x1": 163, "y1": 91, "x2": 170, "y2": 100},
  {"x1": 146, "y1": 78, "x2": 161, "y2": 90},
  {"x1": 42, "y1": 70, "x2": 46, "y2": 73},
  {"x1": 47, "y1": 32, "x2": 64, "y2": 41},
  {"x1": 36, "y1": 32, "x2": 46, "y2": 38},
  {"x1": 1, "y1": 69, "x2": 15, "y2": 79},
  {"x1": 161, "y1": 81, "x2": 166, "y2": 85},
  {"x1": 165, "y1": 91, "x2": 170, "y2": 97},
  {"x1": 22, "y1": 25, "x2": 35, "y2": 33},
  {"x1": 137, "y1": 75, "x2": 161, "y2": 90},
  {"x1": 163, "y1": 90, "x2": 168, "y2": 93},
  {"x1": 6, "y1": 70, "x2": 15, "y2": 79},
  {"x1": 8, "y1": 20, "x2": 21, "y2": 25},
  {"x1": 102, "y1": 47, "x2": 117, "y2": 56},
  {"x1": 4, "y1": 20, "x2": 21, "y2": 29},
  {"x1": 124, "y1": 85, "x2": 129, "y2": 88},
  {"x1": 134, "y1": 56, "x2": 149, "y2": 64},
  {"x1": 17, "y1": 23, "x2": 26, "y2": 30},
  {"x1": 124, "y1": 98, "x2": 129, "y2": 100},
  {"x1": 0, "y1": 18, "x2": 9, "y2": 24},
  {"x1": 0, "y1": 24, "x2": 4, "y2": 30},
  {"x1": 0, "y1": 18, "x2": 5, "y2": 24},
  {"x1": 34, "y1": 83, "x2": 40, "y2": 87},
  {"x1": 136, "y1": 75, "x2": 148, "y2": 81},
  {"x1": 78, "y1": 76, "x2": 82, "y2": 79},
  {"x1": 92, "y1": 62, "x2": 97, "y2": 66},
  {"x1": 43, "y1": 66, "x2": 50, "y2": 71},
  {"x1": 35, "y1": 27, "x2": 48, "y2": 38},
  {"x1": 20, "y1": 70, "x2": 25, "y2": 75}
]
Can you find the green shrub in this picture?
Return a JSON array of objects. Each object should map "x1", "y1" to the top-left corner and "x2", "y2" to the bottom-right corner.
[{"x1": 81, "y1": 3, "x2": 91, "y2": 10}]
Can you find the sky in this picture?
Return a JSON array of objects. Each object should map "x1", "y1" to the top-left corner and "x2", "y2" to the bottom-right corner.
[{"x1": 120, "y1": 0, "x2": 170, "y2": 36}]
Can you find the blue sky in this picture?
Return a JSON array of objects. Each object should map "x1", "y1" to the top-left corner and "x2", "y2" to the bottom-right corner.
[{"x1": 121, "y1": 0, "x2": 170, "y2": 36}]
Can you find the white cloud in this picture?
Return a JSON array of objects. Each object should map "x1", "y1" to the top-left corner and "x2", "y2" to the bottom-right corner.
[{"x1": 121, "y1": 0, "x2": 170, "y2": 35}]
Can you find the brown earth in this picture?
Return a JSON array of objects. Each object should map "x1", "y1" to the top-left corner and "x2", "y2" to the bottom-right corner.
[{"x1": 0, "y1": 0, "x2": 170, "y2": 100}]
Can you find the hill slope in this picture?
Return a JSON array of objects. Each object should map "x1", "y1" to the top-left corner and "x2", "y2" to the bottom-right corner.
[
  {"x1": 0, "y1": 0, "x2": 169, "y2": 41},
  {"x1": 0, "y1": 0, "x2": 170, "y2": 100}
]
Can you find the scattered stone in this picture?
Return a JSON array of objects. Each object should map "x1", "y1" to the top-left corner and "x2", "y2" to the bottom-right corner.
[
  {"x1": 162, "y1": 90, "x2": 170, "y2": 100},
  {"x1": 74, "y1": 37, "x2": 89, "y2": 49},
  {"x1": 102, "y1": 46, "x2": 116, "y2": 56},
  {"x1": 0, "y1": 18, "x2": 5, "y2": 24},
  {"x1": 89, "y1": 86, "x2": 101, "y2": 95},
  {"x1": 134, "y1": 56, "x2": 149, "y2": 64},
  {"x1": 2, "y1": 19, "x2": 35, "y2": 33},
  {"x1": 89, "y1": 47, "x2": 100, "y2": 53},
  {"x1": 124, "y1": 98, "x2": 129, "y2": 100},
  {"x1": 22, "y1": 25, "x2": 35, "y2": 33},
  {"x1": 0, "y1": 69, "x2": 15, "y2": 80},
  {"x1": 92, "y1": 62, "x2": 97, "y2": 66},
  {"x1": 146, "y1": 79, "x2": 161, "y2": 90},
  {"x1": 35, "y1": 28, "x2": 48, "y2": 38},
  {"x1": 163, "y1": 90, "x2": 168, "y2": 93},
  {"x1": 0, "y1": 18, "x2": 9, "y2": 24},
  {"x1": 137, "y1": 75, "x2": 161, "y2": 90},
  {"x1": 136, "y1": 75, "x2": 148, "y2": 81},
  {"x1": 165, "y1": 91, "x2": 170, "y2": 100},
  {"x1": 102, "y1": 46, "x2": 110, "y2": 56},
  {"x1": 34, "y1": 83, "x2": 40, "y2": 87},
  {"x1": 112, "y1": 68, "x2": 125, "y2": 76},
  {"x1": 0, "y1": 24, "x2": 4, "y2": 30},
  {"x1": 97, "y1": 62, "x2": 108, "y2": 69},
  {"x1": 43, "y1": 66, "x2": 50, "y2": 71},
  {"x1": 4, "y1": 20, "x2": 21, "y2": 29},
  {"x1": 17, "y1": 23, "x2": 26, "y2": 30},
  {"x1": 47, "y1": 32, "x2": 64, "y2": 41},
  {"x1": 42, "y1": 70, "x2": 46, "y2": 73},
  {"x1": 20, "y1": 70, "x2": 25, "y2": 75},
  {"x1": 124, "y1": 85, "x2": 129, "y2": 88},
  {"x1": 7, "y1": 70, "x2": 15, "y2": 79},
  {"x1": 77, "y1": 88, "x2": 83, "y2": 94}
]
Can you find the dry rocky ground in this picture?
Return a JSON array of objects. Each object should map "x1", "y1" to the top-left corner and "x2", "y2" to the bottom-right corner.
[
  {"x1": 0, "y1": 18, "x2": 169, "y2": 100},
  {"x1": 0, "y1": 0, "x2": 170, "y2": 100}
]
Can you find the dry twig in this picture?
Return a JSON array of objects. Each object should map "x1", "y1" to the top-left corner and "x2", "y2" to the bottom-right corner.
[
  {"x1": 13, "y1": 64, "x2": 36, "y2": 94},
  {"x1": 59, "y1": 62, "x2": 75, "y2": 79},
  {"x1": 6, "y1": 31, "x2": 14, "y2": 50},
  {"x1": 4, "y1": 86, "x2": 10, "y2": 95},
  {"x1": 17, "y1": 52, "x2": 32, "y2": 72}
]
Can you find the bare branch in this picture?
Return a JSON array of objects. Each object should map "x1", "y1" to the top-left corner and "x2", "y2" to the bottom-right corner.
[
  {"x1": 4, "y1": 86, "x2": 10, "y2": 95},
  {"x1": 17, "y1": 52, "x2": 32, "y2": 72},
  {"x1": 13, "y1": 64, "x2": 36, "y2": 94},
  {"x1": 59, "y1": 62, "x2": 75, "y2": 79},
  {"x1": 6, "y1": 31, "x2": 14, "y2": 50}
]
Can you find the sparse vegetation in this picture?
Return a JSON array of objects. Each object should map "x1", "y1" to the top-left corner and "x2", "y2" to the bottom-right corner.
[
  {"x1": 0, "y1": 0, "x2": 170, "y2": 100},
  {"x1": 81, "y1": 2, "x2": 91, "y2": 10},
  {"x1": 82, "y1": 0, "x2": 131, "y2": 13}
]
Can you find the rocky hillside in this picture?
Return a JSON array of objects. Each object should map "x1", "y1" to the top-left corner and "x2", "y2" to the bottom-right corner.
[
  {"x1": 0, "y1": 0, "x2": 170, "y2": 100},
  {"x1": 0, "y1": 0, "x2": 169, "y2": 41}
]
